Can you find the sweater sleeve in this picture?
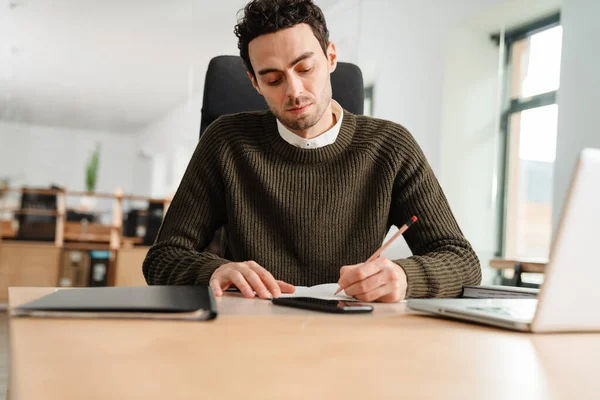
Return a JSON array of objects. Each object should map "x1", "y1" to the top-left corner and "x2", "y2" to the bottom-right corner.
[
  {"x1": 389, "y1": 133, "x2": 481, "y2": 298},
  {"x1": 142, "y1": 123, "x2": 231, "y2": 285}
]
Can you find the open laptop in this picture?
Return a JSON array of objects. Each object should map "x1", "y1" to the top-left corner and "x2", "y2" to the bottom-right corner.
[{"x1": 408, "y1": 148, "x2": 600, "y2": 332}]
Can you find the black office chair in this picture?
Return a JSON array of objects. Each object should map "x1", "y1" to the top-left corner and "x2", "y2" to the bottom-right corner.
[
  {"x1": 198, "y1": 55, "x2": 364, "y2": 256},
  {"x1": 199, "y1": 55, "x2": 364, "y2": 137}
]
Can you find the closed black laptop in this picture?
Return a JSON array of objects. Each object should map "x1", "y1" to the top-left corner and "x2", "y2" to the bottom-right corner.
[{"x1": 13, "y1": 286, "x2": 217, "y2": 321}]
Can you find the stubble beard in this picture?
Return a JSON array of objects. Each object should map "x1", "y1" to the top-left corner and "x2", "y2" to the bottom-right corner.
[{"x1": 271, "y1": 84, "x2": 332, "y2": 132}]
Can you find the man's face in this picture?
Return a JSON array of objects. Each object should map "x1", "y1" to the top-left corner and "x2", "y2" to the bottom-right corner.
[{"x1": 248, "y1": 23, "x2": 337, "y2": 135}]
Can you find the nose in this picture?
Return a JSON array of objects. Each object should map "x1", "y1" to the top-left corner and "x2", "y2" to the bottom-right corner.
[{"x1": 285, "y1": 73, "x2": 303, "y2": 99}]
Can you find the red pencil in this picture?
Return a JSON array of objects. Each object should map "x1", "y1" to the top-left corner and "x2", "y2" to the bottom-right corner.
[{"x1": 334, "y1": 215, "x2": 418, "y2": 295}]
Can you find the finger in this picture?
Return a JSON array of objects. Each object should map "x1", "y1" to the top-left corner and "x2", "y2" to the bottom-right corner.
[
  {"x1": 209, "y1": 278, "x2": 223, "y2": 297},
  {"x1": 239, "y1": 266, "x2": 272, "y2": 299},
  {"x1": 343, "y1": 270, "x2": 388, "y2": 297},
  {"x1": 247, "y1": 261, "x2": 281, "y2": 297},
  {"x1": 378, "y1": 288, "x2": 406, "y2": 303},
  {"x1": 276, "y1": 280, "x2": 295, "y2": 294},
  {"x1": 338, "y1": 261, "x2": 383, "y2": 289},
  {"x1": 228, "y1": 270, "x2": 255, "y2": 298},
  {"x1": 354, "y1": 281, "x2": 402, "y2": 303},
  {"x1": 339, "y1": 263, "x2": 363, "y2": 278}
]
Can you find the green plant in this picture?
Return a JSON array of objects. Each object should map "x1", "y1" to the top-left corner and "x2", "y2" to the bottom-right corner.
[{"x1": 85, "y1": 144, "x2": 101, "y2": 192}]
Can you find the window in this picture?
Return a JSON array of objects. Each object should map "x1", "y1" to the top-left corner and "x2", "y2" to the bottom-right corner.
[
  {"x1": 496, "y1": 14, "x2": 562, "y2": 264},
  {"x1": 364, "y1": 86, "x2": 374, "y2": 116}
]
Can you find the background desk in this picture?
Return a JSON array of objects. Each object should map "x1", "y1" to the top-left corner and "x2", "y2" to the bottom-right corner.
[{"x1": 8, "y1": 288, "x2": 600, "y2": 399}]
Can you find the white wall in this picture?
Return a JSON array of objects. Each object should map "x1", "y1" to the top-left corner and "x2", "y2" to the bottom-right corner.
[
  {"x1": 439, "y1": 27, "x2": 501, "y2": 284},
  {"x1": 553, "y1": 0, "x2": 600, "y2": 229},
  {"x1": 134, "y1": 93, "x2": 204, "y2": 197},
  {"x1": 327, "y1": 0, "x2": 502, "y2": 173},
  {"x1": 0, "y1": 121, "x2": 137, "y2": 197}
]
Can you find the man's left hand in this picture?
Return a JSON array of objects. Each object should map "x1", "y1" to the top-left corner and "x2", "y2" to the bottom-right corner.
[{"x1": 338, "y1": 258, "x2": 407, "y2": 303}]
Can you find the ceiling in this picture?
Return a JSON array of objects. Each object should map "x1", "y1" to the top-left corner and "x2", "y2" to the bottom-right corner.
[
  {"x1": 467, "y1": 0, "x2": 561, "y2": 33},
  {"x1": 0, "y1": 0, "x2": 341, "y2": 133}
]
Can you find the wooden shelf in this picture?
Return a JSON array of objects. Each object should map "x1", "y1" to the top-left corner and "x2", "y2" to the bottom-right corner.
[
  {"x1": 120, "y1": 236, "x2": 144, "y2": 249},
  {"x1": 2, "y1": 188, "x2": 64, "y2": 195},
  {"x1": 1, "y1": 208, "x2": 62, "y2": 216},
  {"x1": 1, "y1": 188, "x2": 170, "y2": 202},
  {"x1": 1, "y1": 187, "x2": 172, "y2": 250},
  {"x1": 122, "y1": 195, "x2": 170, "y2": 202},
  {"x1": 65, "y1": 191, "x2": 118, "y2": 199},
  {"x1": 62, "y1": 242, "x2": 112, "y2": 251},
  {"x1": 489, "y1": 259, "x2": 548, "y2": 273},
  {"x1": 65, "y1": 222, "x2": 119, "y2": 231},
  {"x1": 64, "y1": 233, "x2": 111, "y2": 243},
  {"x1": 0, "y1": 240, "x2": 57, "y2": 248},
  {"x1": 63, "y1": 222, "x2": 120, "y2": 244},
  {"x1": 65, "y1": 207, "x2": 101, "y2": 213},
  {"x1": 121, "y1": 236, "x2": 143, "y2": 243}
]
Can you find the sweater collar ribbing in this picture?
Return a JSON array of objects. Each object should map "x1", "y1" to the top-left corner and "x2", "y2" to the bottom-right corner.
[{"x1": 263, "y1": 110, "x2": 356, "y2": 164}]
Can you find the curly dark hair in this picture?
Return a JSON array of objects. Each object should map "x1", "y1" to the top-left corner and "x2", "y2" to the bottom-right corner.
[{"x1": 234, "y1": 0, "x2": 330, "y2": 77}]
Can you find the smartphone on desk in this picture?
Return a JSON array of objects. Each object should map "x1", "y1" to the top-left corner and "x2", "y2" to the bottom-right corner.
[{"x1": 271, "y1": 297, "x2": 373, "y2": 314}]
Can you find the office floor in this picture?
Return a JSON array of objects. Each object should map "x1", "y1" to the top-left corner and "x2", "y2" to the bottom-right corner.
[{"x1": 0, "y1": 312, "x2": 7, "y2": 399}]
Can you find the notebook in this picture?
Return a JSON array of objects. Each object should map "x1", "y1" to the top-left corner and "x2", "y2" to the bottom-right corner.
[
  {"x1": 12, "y1": 286, "x2": 217, "y2": 321},
  {"x1": 461, "y1": 285, "x2": 539, "y2": 299},
  {"x1": 280, "y1": 283, "x2": 355, "y2": 301}
]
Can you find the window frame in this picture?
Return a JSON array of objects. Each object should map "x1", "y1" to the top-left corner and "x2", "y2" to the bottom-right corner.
[
  {"x1": 364, "y1": 86, "x2": 374, "y2": 117},
  {"x1": 492, "y1": 12, "x2": 561, "y2": 259}
]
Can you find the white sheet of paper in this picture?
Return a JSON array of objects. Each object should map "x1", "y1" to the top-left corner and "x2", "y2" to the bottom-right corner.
[{"x1": 279, "y1": 283, "x2": 355, "y2": 301}]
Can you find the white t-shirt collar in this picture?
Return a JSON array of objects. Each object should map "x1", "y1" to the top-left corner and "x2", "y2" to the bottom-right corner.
[{"x1": 276, "y1": 100, "x2": 344, "y2": 149}]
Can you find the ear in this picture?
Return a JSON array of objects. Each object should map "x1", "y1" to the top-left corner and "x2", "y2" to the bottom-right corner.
[
  {"x1": 326, "y1": 42, "x2": 338, "y2": 73},
  {"x1": 247, "y1": 71, "x2": 263, "y2": 95}
]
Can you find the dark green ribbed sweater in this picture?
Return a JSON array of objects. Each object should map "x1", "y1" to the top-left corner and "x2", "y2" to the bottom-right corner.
[{"x1": 142, "y1": 110, "x2": 481, "y2": 298}]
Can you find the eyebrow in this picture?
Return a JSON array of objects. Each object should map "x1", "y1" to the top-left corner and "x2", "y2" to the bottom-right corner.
[{"x1": 257, "y1": 52, "x2": 315, "y2": 76}]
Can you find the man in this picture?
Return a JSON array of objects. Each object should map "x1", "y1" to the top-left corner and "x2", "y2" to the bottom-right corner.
[{"x1": 142, "y1": 0, "x2": 481, "y2": 302}]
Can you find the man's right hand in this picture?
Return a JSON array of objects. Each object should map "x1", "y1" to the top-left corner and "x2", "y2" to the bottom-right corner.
[{"x1": 209, "y1": 261, "x2": 295, "y2": 299}]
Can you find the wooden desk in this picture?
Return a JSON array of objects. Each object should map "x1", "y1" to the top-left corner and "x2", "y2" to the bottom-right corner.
[{"x1": 8, "y1": 288, "x2": 600, "y2": 399}]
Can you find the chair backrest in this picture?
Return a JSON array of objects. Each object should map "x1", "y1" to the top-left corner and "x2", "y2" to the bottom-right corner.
[{"x1": 199, "y1": 55, "x2": 364, "y2": 137}]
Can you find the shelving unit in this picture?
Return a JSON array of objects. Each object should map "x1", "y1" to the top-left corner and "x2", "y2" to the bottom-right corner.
[
  {"x1": 0, "y1": 186, "x2": 173, "y2": 301},
  {"x1": 0, "y1": 187, "x2": 171, "y2": 248}
]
